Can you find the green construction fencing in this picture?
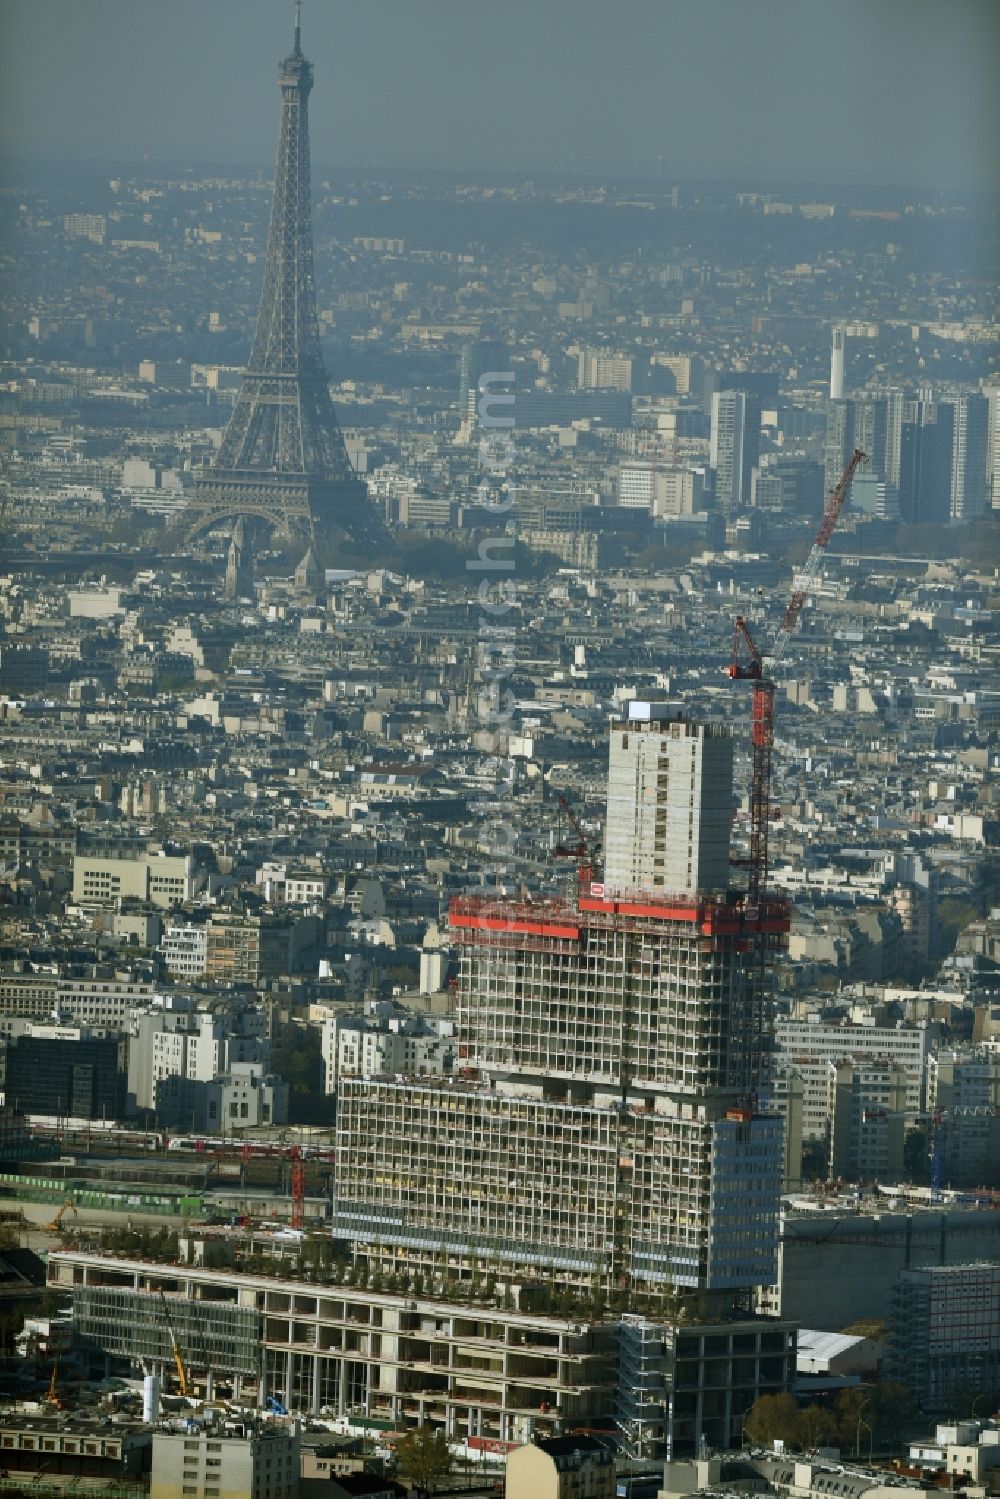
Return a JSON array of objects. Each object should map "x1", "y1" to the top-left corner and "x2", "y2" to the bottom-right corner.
[{"x1": 0, "y1": 1172, "x2": 202, "y2": 1217}]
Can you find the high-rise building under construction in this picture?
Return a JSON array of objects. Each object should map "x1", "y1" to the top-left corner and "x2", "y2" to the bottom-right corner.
[
  {"x1": 51, "y1": 705, "x2": 793, "y2": 1459},
  {"x1": 333, "y1": 703, "x2": 793, "y2": 1455}
]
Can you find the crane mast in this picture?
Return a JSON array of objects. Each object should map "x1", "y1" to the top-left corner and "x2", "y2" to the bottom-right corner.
[
  {"x1": 554, "y1": 793, "x2": 595, "y2": 889},
  {"x1": 730, "y1": 448, "x2": 866, "y2": 903},
  {"x1": 158, "y1": 1290, "x2": 190, "y2": 1398},
  {"x1": 289, "y1": 1145, "x2": 306, "y2": 1232},
  {"x1": 729, "y1": 618, "x2": 773, "y2": 906},
  {"x1": 770, "y1": 447, "x2": 867, "y2": 672}
]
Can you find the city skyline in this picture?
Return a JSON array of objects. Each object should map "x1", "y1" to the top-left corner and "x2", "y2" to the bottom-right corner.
[
  {"x1": 0, "y1": 0, "x2": 998, "y2": 193},
  {"x1": 1, "y1": 0, "x2": 1000, "y2": 1478}
]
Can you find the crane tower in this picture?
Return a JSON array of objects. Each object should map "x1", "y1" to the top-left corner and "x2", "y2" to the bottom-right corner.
[{"x1": 729, "y1": 448, "x2": 866, "y2": 902}]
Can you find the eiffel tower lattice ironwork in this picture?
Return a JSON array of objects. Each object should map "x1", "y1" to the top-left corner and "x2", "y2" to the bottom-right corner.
[{"x1": 181, "y1": 6, "x2": 382, "y2": 550}]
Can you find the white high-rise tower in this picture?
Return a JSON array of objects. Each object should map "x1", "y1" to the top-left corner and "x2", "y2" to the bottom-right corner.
[
  {"x1": 604, "y1": 705, "x2": 733, "y2": 897},
  {"x1": 830, "y1": 327, "x2": 846, "y2": 400}
]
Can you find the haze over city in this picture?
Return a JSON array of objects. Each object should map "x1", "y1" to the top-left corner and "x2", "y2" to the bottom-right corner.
[{"x1": 2, "y1": 0, "x2": 999, "y2": 189}]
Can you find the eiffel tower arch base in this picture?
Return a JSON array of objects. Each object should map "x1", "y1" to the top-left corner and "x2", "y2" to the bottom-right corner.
[{"x1": 176, "y1": 474, "x2": 381, "y2": 558}]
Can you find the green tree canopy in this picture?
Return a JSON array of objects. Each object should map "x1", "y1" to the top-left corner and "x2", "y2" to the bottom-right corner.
[
  {"x1": 873, "y1": 1382, "x2": 917, "y2": 1447},
  {"x1": 796, "y1": 1405, "x2": 838, "y2": 1451},
  {"x1": 744, "y1": 1392, "x2": 801, "y2": 1446},
  {"x1": 395, "y1": 1424, "x2": 453, "y2": 1492},
  {"x1": 833, "y1": 1387, "x2": 874, "y2": 1455}
]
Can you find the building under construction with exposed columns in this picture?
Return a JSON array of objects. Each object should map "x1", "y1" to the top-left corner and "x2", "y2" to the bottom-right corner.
[{"x1": 332, "y1": 705, "x2": 794, "y2": 1454}]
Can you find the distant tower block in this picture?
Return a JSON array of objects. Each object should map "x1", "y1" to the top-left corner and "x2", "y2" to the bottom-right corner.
[
  {"x1": 830, "y1": 327, "x2": 846, "y2": 401},
  {"x1": 180, "y1": 8, "x2": 384, "y2": 553}
]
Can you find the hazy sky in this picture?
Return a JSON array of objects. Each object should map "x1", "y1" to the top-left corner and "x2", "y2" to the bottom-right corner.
[{"x1": 1, "y1": 0, "x2": 998, "y2": 190}]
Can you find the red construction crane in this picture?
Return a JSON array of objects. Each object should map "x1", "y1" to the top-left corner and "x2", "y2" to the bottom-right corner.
[
  {"x1": 773, "y1": 447, "x2": 867, "y2": 667},
  {"x1": 553, "y1": 793, "x2": 595, "y2": 889},
  {"x1": 289, "y1": 1145, "x2": 305, "y2": 1232},
  {"x1": 730, "y1": 448, "x2": 866, "y2": 903},
  {"x1": 729, "y1": 617, "x2": 773, "y2": 907}
]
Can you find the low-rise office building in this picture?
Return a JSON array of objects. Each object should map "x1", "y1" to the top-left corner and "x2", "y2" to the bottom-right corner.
[
  {"x1": 150, "y1": 1419, "x2": 299, "y2": 1499},
  {"x1": 3, "y1": 1027, "x2": 125, "y2": 1119},
  {"x1": 0, "y1": 1414, "x2": 150, "y2": 1488},
  {"x1": 72, "y1": 851, "x2": 193, "y2": 910}
]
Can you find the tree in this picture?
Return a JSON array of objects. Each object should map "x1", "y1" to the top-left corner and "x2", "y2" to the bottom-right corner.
[
  {"x1": 268, "y1": 1022, "x2": 336, "y2": 1123},
  {"x1": 833, "y1": 1387, "x2": 873, "y2": 1455},
  {"x1": 394, "y1": 1424, "x2": 453, "y2": 1493},
  {"x1": 873, "y1": 1382, "x2": 916, "y2": 1450},
  {"x1": 744, "y1": 1392, "x2": 801, "y2": 1447},
  {"x1": 801, "y1": 1138, "x2": 827, "y2": 1181},
  {"x1": 903, "y1": 1127, "x2": 930, "y2": 1184},
  {"x1": 796, "y1": 1405, "x2": 838, "y2": 1451},
  {"x1": 270, "y1": 1023, "x2": 323, "y2": 1093}
]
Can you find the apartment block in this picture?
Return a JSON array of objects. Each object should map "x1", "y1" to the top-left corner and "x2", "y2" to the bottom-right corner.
[
  {"x1": 0, "y1": 973, "x2": 156, "y2": 1026},
  {"x1": 710, "y1": 390, "x2": 760, "y2": 519},
  {"x1": 160, "y1": 922, "x2": 209, "y2": 979},
  {"x1": 321, "y1": 1002, "x2": 454, "y2": 1094},
  {"x1": 127, "y1": 996, "x2": 269, "y2": 1113},
  {"x1": 888, "y1": 1263, "x2": 1000, "y2": 1413},
  {"x1": 63, "y1": 213, "x2": 107, "y2": 244},
  {"x1": 774, "y1": 1017, "x2": 930, "y2": 1139},
  {"x1": 653, "y1": 469, "x2": 704, "y2": 519},
  {"x1": 155, "y1": 1059, "x2": 278, "y2": 1137},
  {"x1": 505, "y1": 1433, "x2": 615, "y2": 1499},
  {"x1": 616, "y1": 465, "x2": 704, "y2": 517},
  {"x1": 578, "y1": 348, "x2": 632, "y2": 392},
  {"x1": 926, "y1": 1048, "x2": 1000, "y2": 1187},
  {"x1": 205, "y1": 911, "x2": 293, "y2": 985},
  {"x1": 826, "y1": 1058, "x2": 907, "y2": 1179}
]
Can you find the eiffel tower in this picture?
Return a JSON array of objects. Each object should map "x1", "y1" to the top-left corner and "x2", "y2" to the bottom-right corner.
[{"x1": 181, "y1": 4, "x2": 382, "y2": 552}]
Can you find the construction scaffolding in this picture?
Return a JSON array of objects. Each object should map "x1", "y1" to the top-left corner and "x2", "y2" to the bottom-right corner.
[
  {"x1": 72, "y1": 1285, "x2": 260, "y2": 1379},
  {"x1": 450, "y1": 889, "x2": 788, "y2": 1097},
  {"x1": 333, "y1": 886, "x2": 788, "y2": 1298}
]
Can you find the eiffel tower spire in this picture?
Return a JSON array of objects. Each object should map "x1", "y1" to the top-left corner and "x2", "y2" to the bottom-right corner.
[{"x1": 182, "y1": 6, "x2": 383, "y2": 551}]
